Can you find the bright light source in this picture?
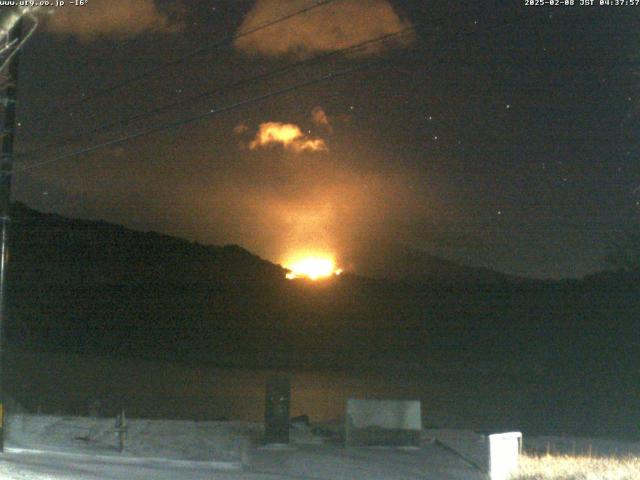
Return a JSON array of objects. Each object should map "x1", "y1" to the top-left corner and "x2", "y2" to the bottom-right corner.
[{"x1": 284, "y1": 254, "x2": 341, "y2": 280}]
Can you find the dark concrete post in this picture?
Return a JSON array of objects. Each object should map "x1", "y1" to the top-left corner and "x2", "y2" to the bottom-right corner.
[{"x1": 264, "y1": 375, "x2": 290, "y2": 444}]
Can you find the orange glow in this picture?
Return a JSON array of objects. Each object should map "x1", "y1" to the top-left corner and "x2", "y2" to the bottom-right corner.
[
  {"x1": 249, "y1": 122, "x2": 327, "y2": 153},
  {"x1": 284, "y1": 254, "x2": 342, "y2": 280}
]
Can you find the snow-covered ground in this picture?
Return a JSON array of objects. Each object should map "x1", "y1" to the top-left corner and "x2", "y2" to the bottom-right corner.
[
  {"x1": 5, "y1": 414, "x2": 250, "y2": 464},
  {"x1": 0, "y1": 414, "x2": 485, "y2": 479},
  {"x1": 0, "y1": 445, "x2": 484, "y2": 480}
]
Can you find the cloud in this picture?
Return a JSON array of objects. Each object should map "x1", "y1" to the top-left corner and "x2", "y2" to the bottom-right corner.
[
  {"x1": 234, "y1": 0, "x2": 414, "y2": 59},
  {"x1": 249, "y1": 122, "x2": 327, "y2": 153},
  {"x1": 46, "y1": 0, "x2": 182, "y2": 41},
  {"x1": 311, "y1": 106, "x2": 331, "y2": 131}
]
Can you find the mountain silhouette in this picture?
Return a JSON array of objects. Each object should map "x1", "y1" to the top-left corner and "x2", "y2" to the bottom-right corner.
[{"x1": 4, "y1": 202, "x2": 638, "y2": 374}]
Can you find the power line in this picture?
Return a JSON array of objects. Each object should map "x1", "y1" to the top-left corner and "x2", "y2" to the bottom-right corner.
[
  {"x1": 16, "y1": 8, "x2": 550, "y2": 175},
  {"x1": 23, "y1": 27, "x2": 417, "y2": 159},
  {"x1": 92, "y1": 29, "x2": 416, "y2": 134},
  {"x1": 14, "y1": 58, "x2": 391, "y2": 175},
  {"x1": 38, "y1": 0, "x2": 341, "y2": 119},
  {"x1": 23, "y1": 7, "x2": 548, "y2": 160}
]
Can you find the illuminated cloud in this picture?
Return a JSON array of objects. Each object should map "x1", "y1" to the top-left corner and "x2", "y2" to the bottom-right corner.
[
  {"x1": 234, "y1": 0, "x2": 414, "y2": 59},
  {"x1": 311, "y1": 106, "x2": 331, "y2": 131},
  {"x1": 46, "y1": 0, "x2": 182, "y2": 41},
  {"x1": 249, "y1": 122, "x2": 327, "y2": 153}
]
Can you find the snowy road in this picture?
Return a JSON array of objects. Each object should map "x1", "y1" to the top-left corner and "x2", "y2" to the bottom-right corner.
[
  {"x1": 0, "y1": 444, "x2": 483, "y2": 480},
  {"x1": 0, "y1": 450, "x2": 238, "y2": 480}
]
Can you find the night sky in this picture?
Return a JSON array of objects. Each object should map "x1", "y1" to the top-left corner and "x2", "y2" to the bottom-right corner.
[{"x1": 10, "y1": 0, "x2": 640, "y2": 279}]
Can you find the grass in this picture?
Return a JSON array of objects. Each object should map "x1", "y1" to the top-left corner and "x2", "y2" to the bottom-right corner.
[{"x1": 510, "y1": 453, "x2": 640, "y2": 480}]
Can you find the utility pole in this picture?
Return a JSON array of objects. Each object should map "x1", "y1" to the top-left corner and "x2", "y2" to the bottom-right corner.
[{"x1": 0, "y1": 15, "x2": 23, "y2": 452}]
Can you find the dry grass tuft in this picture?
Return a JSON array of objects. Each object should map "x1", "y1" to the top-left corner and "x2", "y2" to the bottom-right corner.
[{"x1": 510, "y1": 453, "x2": 640, "y2": 480}]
